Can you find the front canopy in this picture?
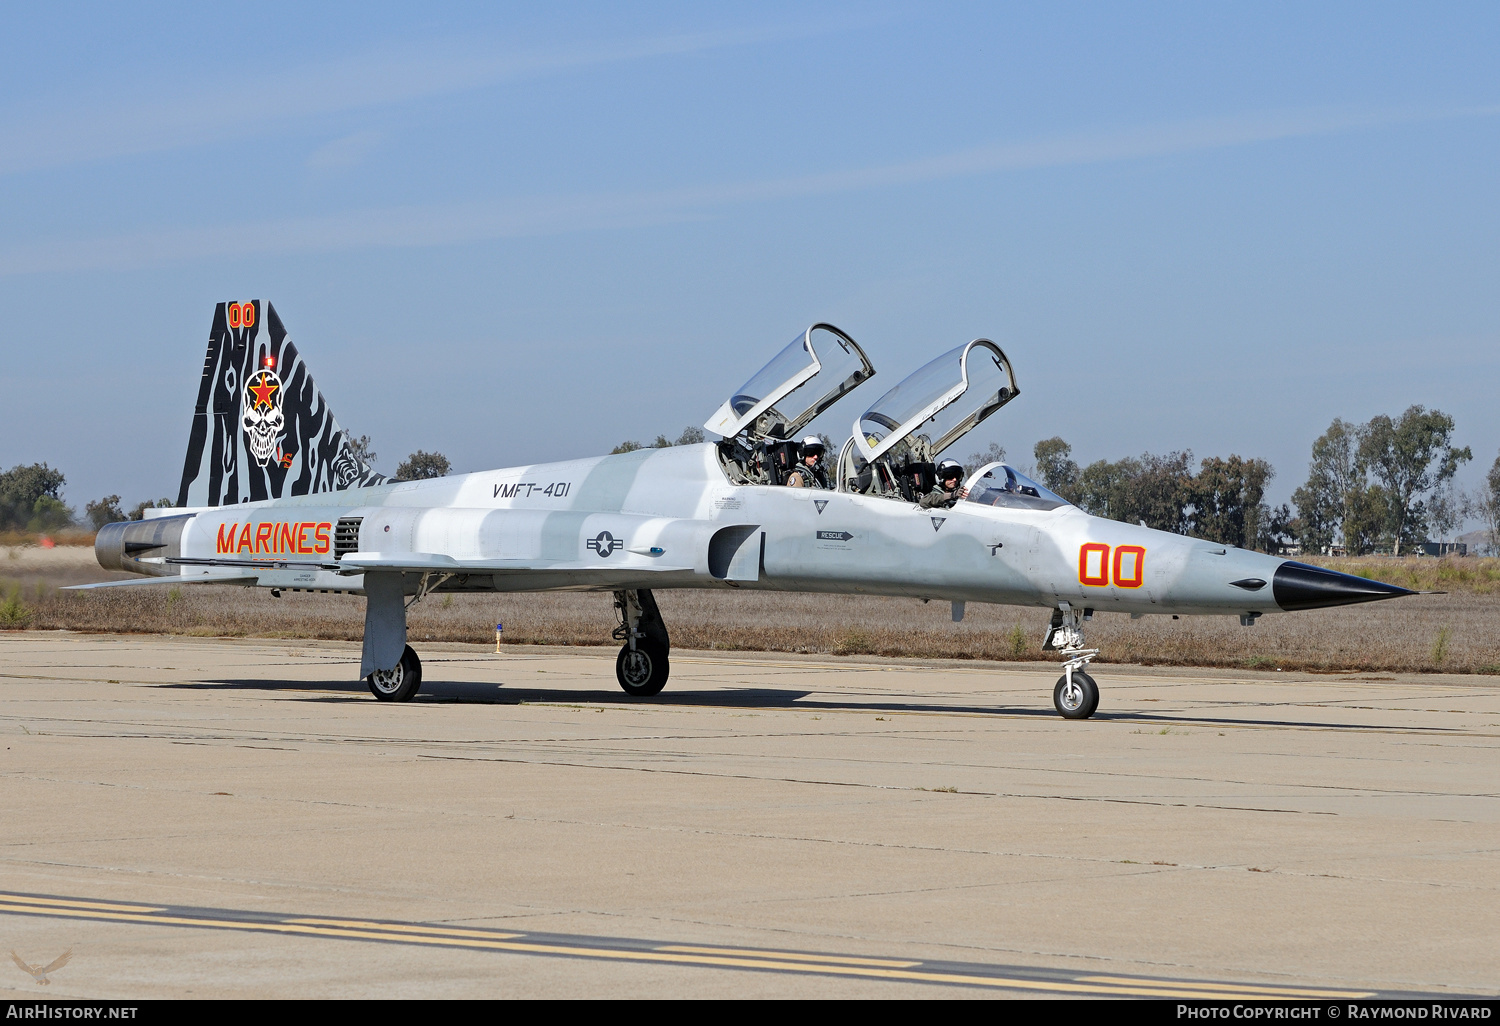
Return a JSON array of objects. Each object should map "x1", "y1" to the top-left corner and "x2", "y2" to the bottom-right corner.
[
  {"x1": 963, "y1": 462, "x2": 1070, "y2": 512},
  {"x1": 704, "y1": 324, "x2": 875, "y2": 442},
  {"x1": 853, "y1": 340, "x2": 1018, "y2": 463}
]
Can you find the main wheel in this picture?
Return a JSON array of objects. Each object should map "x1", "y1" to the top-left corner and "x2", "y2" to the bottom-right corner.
[
  {"x1": 616, "y1": 638, "x2": 669, "y2": 697},
  {"x1": 1053, "y1": 670, "x2": 1099, "y2": 719},
  {"x1": 367, "y1": 644, "x2": 422, "y2": 701}
]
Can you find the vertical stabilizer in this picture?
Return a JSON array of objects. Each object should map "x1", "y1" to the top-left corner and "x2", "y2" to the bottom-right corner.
[{"x1": 177, "y1": 301, "x2": 386, "y2": 507}]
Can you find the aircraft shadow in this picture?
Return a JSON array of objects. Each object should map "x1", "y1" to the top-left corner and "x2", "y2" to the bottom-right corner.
[
  {"x1": 160, "y1": 677, "x2": 1453, "y2": 730},
  {"x1": 166, "y1": 677, "x2": 1058, "y2": 716}
]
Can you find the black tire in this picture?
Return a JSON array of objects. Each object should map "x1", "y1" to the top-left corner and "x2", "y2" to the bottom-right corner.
[
  {"x1": 616, "y1": 638, "x2": 669, "y2": 697},
  {"x1": 367, "y1": 644, "x2": 422, "y2": 702},
  {"x1": 1053, "y1": 670, "x2": 1099, "y2": 719}
]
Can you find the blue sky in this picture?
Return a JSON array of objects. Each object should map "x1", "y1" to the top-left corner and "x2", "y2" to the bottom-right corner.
[{"x1": 3, "y1": 3, "x2": 1498, "y2": 514}]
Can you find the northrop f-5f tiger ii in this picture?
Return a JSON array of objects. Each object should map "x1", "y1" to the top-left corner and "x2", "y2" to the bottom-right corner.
[{"x1": 78, "y1": 301, "x2": 1414, "y2": 718}]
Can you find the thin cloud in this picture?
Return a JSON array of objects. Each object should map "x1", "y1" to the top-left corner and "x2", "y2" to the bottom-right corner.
[
  {"x1": 0, "y1": 18, "x2": 857, "y2": 177},
  {"x1": 3, "y1": 102, "x2": 1496, "y2": 277},
  {"x1": 307, "y1": 130, "x2": 386, "y2": 172}
]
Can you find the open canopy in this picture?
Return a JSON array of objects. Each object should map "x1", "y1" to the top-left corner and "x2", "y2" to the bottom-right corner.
[
  {"x1": 704, "y1": 324, "x2": 875, "y2": 442},
  {"x1": 852, "y1": 340, "x2": 1018, "y2": 463}
]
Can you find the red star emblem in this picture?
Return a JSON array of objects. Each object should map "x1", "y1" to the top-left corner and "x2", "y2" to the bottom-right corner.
[{"x1": 248, "y1": 371, "x2": 279, "y2": 410}]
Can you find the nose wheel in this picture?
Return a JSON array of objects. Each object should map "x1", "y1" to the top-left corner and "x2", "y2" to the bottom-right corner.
[
  {"x1": 1044, "y1": 603, "x2": 1101, "y2": 719},
  {"x1": 1053, "y1": 669, "x2": 1099, "y2": 719}
]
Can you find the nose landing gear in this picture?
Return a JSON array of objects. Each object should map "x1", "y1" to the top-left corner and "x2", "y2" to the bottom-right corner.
[
  {"x1": 1053, "y1": 667, "x2": 1099, "y2": 719},
  {"x1": 1044, "y1": 603, "x2": 1100, "y2": 719}
]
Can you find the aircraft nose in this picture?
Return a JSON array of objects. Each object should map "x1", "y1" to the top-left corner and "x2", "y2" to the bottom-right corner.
[{"x1": 1271, "y1": 560, "x2": 1415, "y2": 611}]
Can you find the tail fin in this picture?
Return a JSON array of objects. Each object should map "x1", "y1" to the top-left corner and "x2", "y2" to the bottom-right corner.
[{"x1": 177, "y1": 300, "x2": 386, "y2": 507}]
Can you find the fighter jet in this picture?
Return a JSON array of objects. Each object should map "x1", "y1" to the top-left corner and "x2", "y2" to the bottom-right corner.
[{"x1": 77, "y1": 301, "x2": 1413, "y2": 718}]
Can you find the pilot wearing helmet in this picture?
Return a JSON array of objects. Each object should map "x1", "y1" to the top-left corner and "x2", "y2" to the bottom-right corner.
[
  {"x1": 919, "y1": 459, "x2": 965, "y2": 509},
  {"x1": 786, "y1": 436, "x2": 830, "y2": 489}
]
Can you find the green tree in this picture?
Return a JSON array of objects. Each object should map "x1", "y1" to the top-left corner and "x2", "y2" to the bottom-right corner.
[
  {"x1": 1343, "y1": 485, "x2": 1389, "y2": 556},
  {"x1": 1472, "y1": 453, "x2": 1500, "y2": 556},
  {"x1": 1190, "y1": 456, "x2": 1272, "y2": 549},
  {"x1": 0, "y1": 463, "x2": 71, "y2": 532},
  {"x1": 1077, "y1": 451, "x2": 1194, "y2": 533},
  {"x1": 649, "y1": 427, "x2": 707, "y2": 448},
  {"x1": 963, "y1": 442, "x2": 1006, "y2": 476},
  {"x1": 1358, "y1": 406, "x2": 1471, "y2": 555},
  {"x1": 85, "y1": 495, "x2": 126, "y2": 530},
  {"x1": 1075, "y1": 457, "x2": 1133, "y2": 520},
  {"x1": 611, "y1": 440, "x2": 644, "y2": 454},
  {"x1": 1292, "y1": 418, "x2": 1381, "y2": 555},
  {"x1": 346, "y1": 434, "x2": 377, "y2": 472},
  {"x1": 1256, "y1": 503, "x2": 1294, "y2": 553},
  {"x1": 1289, "y1": 481, "x2": 1337, "y2": 554},
  {"x1": 1033, "y1": 438, "x2": 1079, "y2": 502},
  {"x1": 394, "y1": 450, "x2": 452, "y2": 481},
  {"x1": 1426, "y1": 481, "x2": 1465, "y2": 544},
  {"x1": 128, "y1": 498, "x2": 174, "y2": 520}
]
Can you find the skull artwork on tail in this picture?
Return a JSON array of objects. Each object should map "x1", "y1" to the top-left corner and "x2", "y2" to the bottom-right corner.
[{"x1": 242, "y1": 367, "x2": 286, "y2": 467}]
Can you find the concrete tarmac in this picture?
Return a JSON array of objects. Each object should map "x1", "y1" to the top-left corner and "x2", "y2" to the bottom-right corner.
[{"x1": 1, "y1": 631, "x2": 1496, "y2": 999}]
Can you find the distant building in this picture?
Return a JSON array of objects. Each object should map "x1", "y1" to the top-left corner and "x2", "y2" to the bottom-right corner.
[{"x1": 1415, "y1": 541, "x2": 1467, "y2": 557}]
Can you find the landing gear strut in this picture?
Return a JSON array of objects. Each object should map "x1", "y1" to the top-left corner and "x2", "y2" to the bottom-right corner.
[
  {"x1": 613, "y1": 589, "x2": 671, "y2": 697},
  {"x1": 1043, "y1": 603, "x2": 1099, "y2": 719}
]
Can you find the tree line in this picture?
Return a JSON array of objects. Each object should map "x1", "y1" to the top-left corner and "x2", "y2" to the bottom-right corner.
[
  {"x1": 1021, "y1": 440, "x2": 1286, "y2": 551},
  {"x1": 1019, "y1": 404, "x2": 1481, "y2": 555}
]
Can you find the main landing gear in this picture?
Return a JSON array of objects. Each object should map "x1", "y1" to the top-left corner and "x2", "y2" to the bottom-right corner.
[
  {"x1": 613, "y1": 588, "x2": 671, "y2": 696},
  {"x1": 367, "y1": 643, "x2": 422, "y2": 701},
  {"x1": 1043, "y1": 603, "x2": 1100, "y2": 719},
  {"x1": 361, "y1": 571, "x2": 443, "y2": 703}
]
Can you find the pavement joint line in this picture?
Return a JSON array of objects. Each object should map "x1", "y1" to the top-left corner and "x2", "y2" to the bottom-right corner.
[
  {"x1": 0, "y1": 891, "x2": 1380, "y2": 998},
  {"x1": 9, "y1": 730, "x2": 1489, "y2": 804}
]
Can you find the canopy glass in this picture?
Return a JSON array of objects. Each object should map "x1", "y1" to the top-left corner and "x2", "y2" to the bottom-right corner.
[
  {"x1": 704, "y1": 324, "x2": 875, "y2": 442},
  {"x1": 853, "y1": 340, "x2": 1018, "y2": 463},
  {"x1": 963, "y1": 462, "x2": 1070, "y2": 511}
]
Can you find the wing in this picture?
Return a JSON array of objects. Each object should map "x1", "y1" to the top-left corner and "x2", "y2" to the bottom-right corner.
[
  {"x1": 42, "y1": 950, "x2": 71, "y2": 974},
  {"x1": 11, "y1": 951, "x2": 37, "y2": 974}
]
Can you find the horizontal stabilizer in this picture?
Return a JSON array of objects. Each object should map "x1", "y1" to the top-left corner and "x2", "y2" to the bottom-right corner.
[{"x1": 63, "y1": 575, "x2": 258, "y2": 591}]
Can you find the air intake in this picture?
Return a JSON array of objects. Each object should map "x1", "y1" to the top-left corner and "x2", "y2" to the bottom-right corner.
[{"x1": 334, "y1": 517, "x2": 363, "y2": 560}]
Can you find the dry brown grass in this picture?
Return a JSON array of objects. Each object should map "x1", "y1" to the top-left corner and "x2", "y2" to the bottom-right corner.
[
  {"x1": 5, "y1": 547, "x2": 1499, "y2": 675},
  {"x1": 0, "y1": 530, "x2": 95, "y2": 547}
]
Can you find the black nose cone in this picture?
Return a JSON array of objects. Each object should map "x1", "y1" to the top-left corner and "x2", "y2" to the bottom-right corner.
[{"x1": 1272, "y1": 561, "x2": 1415, "y2": 612}]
